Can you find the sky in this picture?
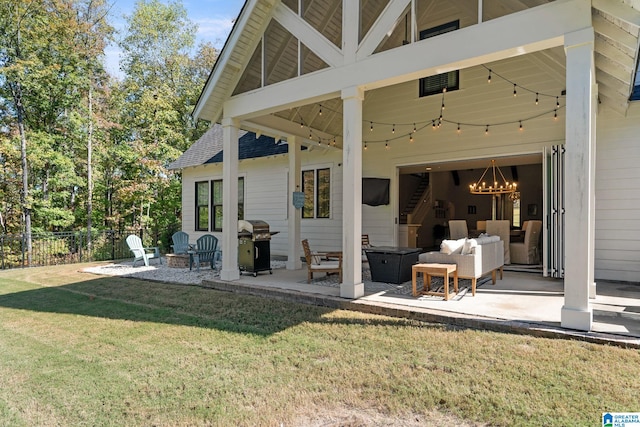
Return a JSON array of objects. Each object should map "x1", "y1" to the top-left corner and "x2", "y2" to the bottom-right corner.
[{"x1": 104, "y1": 0, "x2": 246, "y2": 78}]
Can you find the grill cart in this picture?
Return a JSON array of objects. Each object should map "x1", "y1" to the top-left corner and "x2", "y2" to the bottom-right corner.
[{"x1": 238, "y1": 220, "x2": 274, "y2": 276}]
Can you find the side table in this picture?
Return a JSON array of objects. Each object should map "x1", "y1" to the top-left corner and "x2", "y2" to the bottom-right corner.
[{"x1": 412, "y1": 263, "x2": 458, "y2": 301}]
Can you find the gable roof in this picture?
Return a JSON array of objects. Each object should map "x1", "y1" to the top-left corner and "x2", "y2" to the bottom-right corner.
[
  {"x1": 168, "y1": 124, "x2": 289, "y2": 170},
  {"x1": 193, "y1": 0, "x2": 640, "y2": 122}
]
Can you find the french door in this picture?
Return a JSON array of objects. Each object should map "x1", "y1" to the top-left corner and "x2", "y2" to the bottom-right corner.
[{"x1": 543, "y1": 145, "x2": 565, "y2": 278}]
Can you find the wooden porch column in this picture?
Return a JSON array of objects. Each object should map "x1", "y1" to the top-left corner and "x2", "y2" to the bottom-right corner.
[
  {"x1": 286, "y1": 135, "x2": 302, "y2": 270},
  {"x1": 561, "y1": 27, "x2": 595, "y2": 331},
  {"x1": 220, "y1": 117, "x2": 240, "y2": 281},
  {"x1": 341, "y1": 86, "x2": 365, "y2": 299}
]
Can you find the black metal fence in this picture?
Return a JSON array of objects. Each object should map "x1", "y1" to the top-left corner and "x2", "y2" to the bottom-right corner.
[{"x1": 0, "y1": 229, "x2": 155, "y2": 270}]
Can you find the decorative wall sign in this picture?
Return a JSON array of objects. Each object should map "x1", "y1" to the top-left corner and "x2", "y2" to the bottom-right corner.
[{"x1": 292, "y1": 191, "x2": 305, "y2": 209}]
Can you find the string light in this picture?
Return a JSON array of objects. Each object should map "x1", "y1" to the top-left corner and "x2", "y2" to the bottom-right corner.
[{"x1": 298, "y1": 64, "x2": 565, "y2": 148}]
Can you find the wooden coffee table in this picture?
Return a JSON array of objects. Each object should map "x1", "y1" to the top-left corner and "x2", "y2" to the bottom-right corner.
[{"x1": 412, "y1": 263, "x2": 458, "y2": 300}]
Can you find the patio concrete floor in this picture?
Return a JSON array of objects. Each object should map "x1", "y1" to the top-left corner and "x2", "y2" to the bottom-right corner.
[{"x1": 202, "y1": 266, "x2": 640, "y2": 347}]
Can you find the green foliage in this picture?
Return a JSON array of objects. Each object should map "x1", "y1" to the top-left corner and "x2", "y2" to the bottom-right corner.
[{"x1": 0, "y1": 0, "x2": 216, "y2": 235}]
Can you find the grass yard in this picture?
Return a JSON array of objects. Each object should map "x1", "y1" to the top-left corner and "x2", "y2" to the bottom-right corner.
[{"x1": 0, "y1": 264, "x2": 639, "y2": 426}]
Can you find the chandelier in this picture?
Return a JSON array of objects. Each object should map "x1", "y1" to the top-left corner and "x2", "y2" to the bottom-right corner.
[{"x1": 469, "y1": 159, "x2": 517, "y2": 195}]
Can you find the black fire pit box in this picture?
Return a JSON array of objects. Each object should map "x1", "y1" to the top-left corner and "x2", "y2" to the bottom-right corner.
[{"x1": 364, "y1": 246, "x2": 421, "y2": 284}]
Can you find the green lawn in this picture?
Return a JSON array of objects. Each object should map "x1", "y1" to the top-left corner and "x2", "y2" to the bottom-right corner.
[{"x1": 0, "y1": 264, "x2": 638, "y2": 426}]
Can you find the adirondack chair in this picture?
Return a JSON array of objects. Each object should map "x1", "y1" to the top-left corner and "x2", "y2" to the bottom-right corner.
[
  {"x1": 191, "y1": 234, "x2": 219, "y2": 272},
  {"x1": 171, "y1": 231, "x2": 190, "y2": 254},
  {"x1": 126, "y1": 235, "x2": 162, "y2": 267}
]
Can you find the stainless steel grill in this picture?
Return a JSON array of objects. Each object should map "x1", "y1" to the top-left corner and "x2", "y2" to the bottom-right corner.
[
  {"x1": 238, "y1": 220, "x2": 271, "y2": 241},
  {"x1": 238, "y1": 220, "x2": 272, "y2": 276}
]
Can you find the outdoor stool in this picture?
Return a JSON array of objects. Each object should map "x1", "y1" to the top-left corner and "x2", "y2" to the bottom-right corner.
[{"x1": 412, "y1": 263, "x2": 458, "y2": 301}]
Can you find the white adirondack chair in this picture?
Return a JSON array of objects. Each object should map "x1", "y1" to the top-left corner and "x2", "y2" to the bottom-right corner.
[{"x1": 126, "y1": 235, "x2": 162, "y2": 267}]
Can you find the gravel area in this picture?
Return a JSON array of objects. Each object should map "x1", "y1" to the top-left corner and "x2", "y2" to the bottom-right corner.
[{"x1": 82, "y1": 258, "x2": 287, "y2": 285}]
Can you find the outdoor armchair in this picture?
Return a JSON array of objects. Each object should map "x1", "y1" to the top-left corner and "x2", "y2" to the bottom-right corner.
[
  {"x1": 171, "y1": 231, "x2": 190, "y2": 254},
  {"x1": 191, "y1": 234, "x2": 220, "y2": 272},
  {"x1": 126, "y1": 234, "x2": 162, "y2": 267},
  {"x1": 302, "y1": 239, "x2": 342, "y2": 283}
]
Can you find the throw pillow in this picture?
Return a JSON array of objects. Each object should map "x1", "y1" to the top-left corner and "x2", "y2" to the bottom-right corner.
[
  {"x1": 440, "y1": 238, "x2": 465, "y2": 255},
  {"x1": 461, "y1": 238, "x2": 478, "y2": 255}
]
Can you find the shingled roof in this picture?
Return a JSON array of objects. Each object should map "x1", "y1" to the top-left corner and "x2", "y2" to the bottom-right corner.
[{"x1": 168, "y1": 124, "x2": 289, "y2": 170}]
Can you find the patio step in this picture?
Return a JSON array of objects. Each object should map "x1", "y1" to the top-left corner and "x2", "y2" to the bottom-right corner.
[{"x1": 592, "y1": 303, "x2": 640, "y2": 322}]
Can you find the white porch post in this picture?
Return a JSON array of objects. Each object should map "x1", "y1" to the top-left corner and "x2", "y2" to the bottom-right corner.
[
  {"x1": 341, "y1": 86, "x2": 365, "y2": 299},
  {"x1": 220, "y1": 117, "x2": 240, "y2": 281},
  {"x1": 286, "y1": 135, "x2": 302, "y2": 270},
  {"x1": 561, "y1": 27, "x2": 595, "y2": 331}
]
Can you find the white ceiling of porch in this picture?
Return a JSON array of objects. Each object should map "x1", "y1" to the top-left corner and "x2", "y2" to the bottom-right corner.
[{"x1": 196, "y1": 0, "x2": 640, "y2": 141}]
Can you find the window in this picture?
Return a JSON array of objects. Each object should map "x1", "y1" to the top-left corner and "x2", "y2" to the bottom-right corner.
[
  {"x1": 195, "y1": 181, "x2": 209, "y2": 231},
  {"x1": 212, "y1": 177, "x2": 244, "y2": 231},
  {"x1": 302, "y1": 168, "x2": 330, "y2": 218},
  {"x1": 419, "y1": 20, "x2": 460, "y2": 97}
]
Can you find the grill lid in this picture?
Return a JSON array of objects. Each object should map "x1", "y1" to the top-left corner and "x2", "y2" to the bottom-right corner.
[{"x1": 238, "y1": 220, "x2": 270, "y2": 233}]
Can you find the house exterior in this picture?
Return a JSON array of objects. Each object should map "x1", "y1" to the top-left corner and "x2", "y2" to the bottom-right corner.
[{"x1": 175, "y1": 0, "x2": 640, "y2": 332}]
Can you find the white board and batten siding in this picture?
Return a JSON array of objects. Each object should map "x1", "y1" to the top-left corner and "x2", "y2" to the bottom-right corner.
[{"x1": 595, "y1": 102, "x2": 640, "y2": 283}]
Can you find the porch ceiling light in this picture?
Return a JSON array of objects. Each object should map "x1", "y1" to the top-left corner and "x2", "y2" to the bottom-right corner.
[{"x1": 469, "y1": 159, "x2": 517, "y2": 195}]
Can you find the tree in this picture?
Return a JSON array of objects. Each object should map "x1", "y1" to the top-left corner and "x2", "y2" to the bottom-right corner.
[{"x1": 114, "y1": 0, "x2": 216, "y2": 245}]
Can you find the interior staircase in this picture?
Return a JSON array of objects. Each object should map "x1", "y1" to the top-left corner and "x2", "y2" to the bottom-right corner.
[{"x1": 399, "y1": 174, "x2": 431, "y2": 225}]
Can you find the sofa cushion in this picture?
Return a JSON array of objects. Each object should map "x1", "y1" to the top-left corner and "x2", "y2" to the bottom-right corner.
[
  {"x1": 440, "y1": 238, "x2": 466, "y2": 255},
  {"x1": 475, "y1": 235, "x2": 501, "y2": 245}
]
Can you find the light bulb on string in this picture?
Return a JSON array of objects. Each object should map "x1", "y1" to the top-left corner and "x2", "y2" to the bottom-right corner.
[
  {"x1": 409, "y1": 134, "x2": 414, "y2": 143},
  {"x1": 364, "y1": 142, "x2": 368, "y2": 150},
  {"x1": 487, "y1": 69, "x2": 492, "y2": 83},
  {"x1": 432, "y1": 120, "x2": 436, "y2": 130},
  {"x1": 485, "y1": 125, "x2": 489, "y2": 135},
  {"x1": 535, "y1": 93, "x2": 539, "y2": 105},
  {"x1": 385, "y1": 140, "x2": 390, "y2": 150},
  {"x1": 513, "y1": 84, "x2": 517, "y2": 97},
  {"x1": 553, "y1": 109, "x2": 558, "y2": 120},
  {"x1": 300, "y1": 121, "x2": 303, "y2": 128},
  {"x1": 370, "y1": 122, "x2": 373, "y2": 132},
  {"x1": 332, "y1": 137, "x2": 336, "y2": 146},
  {"x1": 392, "y1": 124, "x2": 395, "y2": 134},
  {"x1": 556, "y1": 96, "x2": 560, "y2": 108},
  {"x1": 457, "y1": 123, "x2": 461, "y2": 134},
  {"x1": 319, "y1": 105, "x2": 322, "y2": 116},
  {"x1": 519, "y1": 121, "x2": 523, "y2": 131},
  {"x1": 413, "y1": 123, "x2": 416, "y2": 133}
]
